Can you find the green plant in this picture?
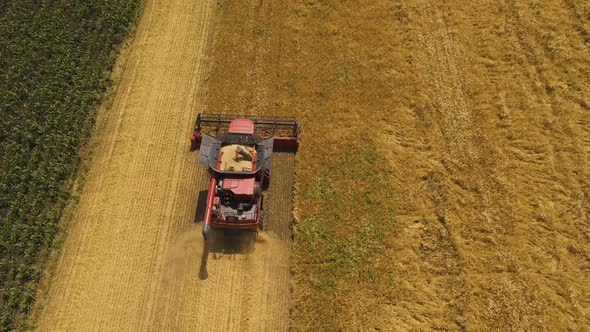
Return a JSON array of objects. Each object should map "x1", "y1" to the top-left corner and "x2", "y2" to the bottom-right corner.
[
  {"x1": 0, "y1": 1, "x2": 140, "y2": 330},
  {"x1": 294, "y1": 141, "x2": 398, "y2": 289},
  {"x1": 255, "y1": 25, "x2": 271, "y2": 38}
]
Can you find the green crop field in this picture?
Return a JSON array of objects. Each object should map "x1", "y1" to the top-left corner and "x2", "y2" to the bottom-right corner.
[{"x1": 0, "y1": 1, "x2": 140, "y2": 330}]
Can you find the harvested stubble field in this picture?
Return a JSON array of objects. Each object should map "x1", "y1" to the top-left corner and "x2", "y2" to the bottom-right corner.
[
  {"x1": 31, "y1": 0, "x2": 590, "y2": 331},
  {"x1": 206, "y1": 0, "x2": 590, "y2": 330}
]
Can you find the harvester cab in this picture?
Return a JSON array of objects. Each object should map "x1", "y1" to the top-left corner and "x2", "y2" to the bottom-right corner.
[{"x1": 191, "y1": 113, "x2": 299, "y2": 240}]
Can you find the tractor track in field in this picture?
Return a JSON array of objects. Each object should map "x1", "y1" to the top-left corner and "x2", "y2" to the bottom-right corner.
[{"x1": 34, "y1": 0, "x2": 294, "y2": 331}]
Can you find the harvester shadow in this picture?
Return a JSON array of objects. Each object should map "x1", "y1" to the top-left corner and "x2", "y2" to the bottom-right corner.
[
  {"x1": 198, "y1": 240, "x2": 210, "y2": 280},
  {"x1": 198, "y1": 230, "x2": 257, "y2": 280}
]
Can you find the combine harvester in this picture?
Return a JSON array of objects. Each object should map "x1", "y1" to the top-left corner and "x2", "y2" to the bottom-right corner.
[{"x1": 191, "y1": 113, "x2": 299, "y2": 240}]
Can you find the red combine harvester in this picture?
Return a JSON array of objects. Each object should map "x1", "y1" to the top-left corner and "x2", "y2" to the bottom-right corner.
[{"x1": 191, "y1": 113, "x2": 299, "y2": 240}]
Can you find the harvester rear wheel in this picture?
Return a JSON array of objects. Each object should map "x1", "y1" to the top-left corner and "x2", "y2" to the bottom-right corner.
[
  {"x1": 258, "y1": 209, "x2": 265, "y2": 230},
  {"x1": 262, "y1": 168, "x2": 271, "y2": 190}
]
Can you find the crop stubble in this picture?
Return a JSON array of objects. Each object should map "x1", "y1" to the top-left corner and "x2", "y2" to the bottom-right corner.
[
  {"x1": 202, "y1": 0, "x2": 590, "y2": 330},
  {"x1": 35, "y1": 0, "x2": 294, "y2": 331}
]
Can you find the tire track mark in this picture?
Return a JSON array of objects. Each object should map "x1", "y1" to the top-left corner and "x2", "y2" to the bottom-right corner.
[{"x1": 413, "y1": 0, "x2": 468, "y2": 275}]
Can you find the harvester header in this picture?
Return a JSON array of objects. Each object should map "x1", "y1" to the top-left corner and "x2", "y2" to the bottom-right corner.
[{"x1": 191, "y1": 113, "x2": 300, "y2": 152}]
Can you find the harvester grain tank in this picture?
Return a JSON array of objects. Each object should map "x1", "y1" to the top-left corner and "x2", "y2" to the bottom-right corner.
[{"x1": 191, "y1": 113, "x2": 299, "y2": 239}]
